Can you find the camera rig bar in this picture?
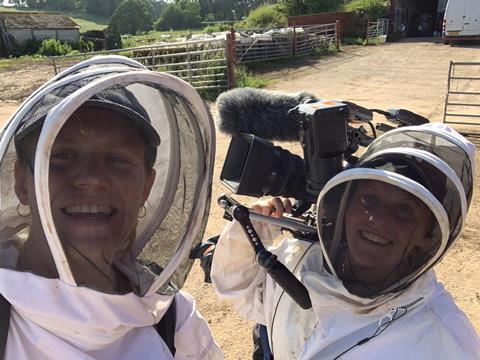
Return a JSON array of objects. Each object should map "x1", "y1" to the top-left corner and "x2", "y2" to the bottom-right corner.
[
  {"x1": 218, "y1": 194, "x2": 312, "y2": 310},
  {"x1": 218, "y1": 195, "x2": 317, "y2": 234}
]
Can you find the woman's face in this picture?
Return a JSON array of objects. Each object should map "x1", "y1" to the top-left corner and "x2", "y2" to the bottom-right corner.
[
  {"x1": 344, "y1": 180, "x2": 431, "y2": 283},
  {"x1": 15, "y1": 106, "x2": 156, "y2": 275}
]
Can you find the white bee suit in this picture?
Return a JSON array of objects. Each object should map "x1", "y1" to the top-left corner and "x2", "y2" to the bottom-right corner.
[
  {"x1": 211, "y1": 124, "x2": 480, "y2": 359},
  {"x1": 0, "y1": 56, "x2": 223, "y2": 359},
  {"x1": 211, "y1": 220, "x2": 480, "y2": 359},
  {"x1": 0, "y1": 270, "x2": 221, "y2": 360}
]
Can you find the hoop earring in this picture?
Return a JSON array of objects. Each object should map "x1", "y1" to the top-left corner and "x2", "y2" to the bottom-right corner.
[
  {"x1": 17, "y1": 203, "x2": 30, "y2": 217},
  {"x1": 138, "y1": 206, "x2": 146, "y2": 219}
]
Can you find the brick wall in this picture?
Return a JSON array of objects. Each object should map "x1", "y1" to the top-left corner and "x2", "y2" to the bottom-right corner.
[{"x1": 288, "y1": 11, "x2": 369, "y2": 38}]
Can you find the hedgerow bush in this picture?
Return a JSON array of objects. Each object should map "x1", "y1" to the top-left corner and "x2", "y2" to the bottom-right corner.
[
  {"x1": 241, "y1": 4, "x2": 287, "y2": 29},
  {"x1": 344, "y1": 0, "x2": 389, "y2": 20},
  {"x1": 38, "y1": 38, "x2": 73, "y2": 56},
  {"x1": 203, "y1": 23, "x2": 231, "y2": 34}
]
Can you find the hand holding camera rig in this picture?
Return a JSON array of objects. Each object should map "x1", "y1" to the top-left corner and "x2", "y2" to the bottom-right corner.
[{"x1": 192, "y1": 87, "x2": 430, "y2": 309}]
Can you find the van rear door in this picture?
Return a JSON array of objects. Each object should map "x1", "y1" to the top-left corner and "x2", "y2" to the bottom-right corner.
[
  {"x1": 444, "y1": 0, "x2": 465, "y2": 37},
  {"x1": 462, "y1": 0, "x2": 480, "y2": 36}
]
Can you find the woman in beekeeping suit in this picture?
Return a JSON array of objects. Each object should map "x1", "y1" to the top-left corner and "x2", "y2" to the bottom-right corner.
[
  {"x1": 211, "y1": 123, "x2": 480, "y2": 359},
  {"x1": 0, "y1": 56, "x2": 222, "y2": 359}
]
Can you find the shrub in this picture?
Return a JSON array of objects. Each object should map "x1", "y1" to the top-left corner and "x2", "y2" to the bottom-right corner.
[
  {"x1": 38, "y1": 39, "x2": 73, "y2": 56},
  {"x1": 235, "y1": 65, "x2": 269, "y2": 88},
  {"x1": 277, "y1": 0, "x2": 342, "y2": 17},
  {"x1": 79, "y1": 38, "x2": 95, "y2": 53},
  {"x1": 344, "y1": 0, "x2": 389, "y2": 20},
  {"x1": 203, "y1": 23, "x2": 232, "y2": 34},
  {"x1": 242, "y1": 4, "x2": 287, "y2": 29},
  {"x1": 12, "y1": 38, "x2": 43, "y2": 56},
  {"x1": 342, "y1": 36, "x2": 365, "y2": 45},
  {"x1": 120, "y1": 36, "x2": 136, "y2": 49}
]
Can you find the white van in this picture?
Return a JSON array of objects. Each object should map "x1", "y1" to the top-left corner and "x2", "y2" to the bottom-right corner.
[{"x1": 443, "y1": 0, "x2": 480, "y2": 43}]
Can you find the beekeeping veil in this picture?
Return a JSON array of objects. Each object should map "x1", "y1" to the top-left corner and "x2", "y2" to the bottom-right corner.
[
  {"x1": 316, "y1": 125, "x2": 473, "y2": 298},
  {"x1": 0, "y1": 56, "x2": 215, "y2": 297}
]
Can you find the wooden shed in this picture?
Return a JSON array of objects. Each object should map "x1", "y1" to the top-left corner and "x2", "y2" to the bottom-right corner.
[{"x1": 0, "y1": 11, "x2": 80, "y2": 46}]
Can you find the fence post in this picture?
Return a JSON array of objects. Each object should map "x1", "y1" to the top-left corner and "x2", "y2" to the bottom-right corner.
[
  {"x1": 226, "y1": 27, "x2": 236, "y2": 89},
  {"x1": 292, "y1": 26, "x2": 296, "y2": 57},
  {"x1": 151, "y1": 50, "x2": 156, "y2": 71},
  {"x1": 335, "y1": 20, "x2": 341, "y2": 51},
  {"x1": 187, "y1": 42, "x2": 192, "y2": 85},
  {"x1": 366, "y1": 18, "x2": 371, "y2": 44},
  {"x1": 52, "y1": 57, "x2": 57, "y2": 75}
]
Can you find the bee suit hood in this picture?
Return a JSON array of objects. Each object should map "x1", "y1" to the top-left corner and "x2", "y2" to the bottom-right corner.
[
  {"x1": 315, "y1": 124, "x2": 474, "y2": 300},
  {"x1": 0, "y1": 56, "x2": 216, "y2": 355}
]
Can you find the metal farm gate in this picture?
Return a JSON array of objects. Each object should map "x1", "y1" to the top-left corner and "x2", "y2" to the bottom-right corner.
[
  {"x1": 443, "y1": 61, "x2": 480, "y2": 131},
  {"x1": 235, "y1": 23, "x2": 339, "y2": 63},
  {"x1": 51, "y1": 38, "x2": 231, "y2": 90},
  {"x1": 50, "y1": 24, "x2": 339, "y2": 91},
  {"x1": 366, "y1": 18, "x2": 389, "y2": 43}
]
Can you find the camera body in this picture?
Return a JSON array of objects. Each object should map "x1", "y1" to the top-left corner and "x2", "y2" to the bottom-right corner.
[{"x1": 220, "y1": 100, "x2": 352, "y2": 202}]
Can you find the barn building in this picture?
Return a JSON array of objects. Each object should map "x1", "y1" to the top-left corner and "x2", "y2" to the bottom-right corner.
[
  {"x1": 390, "y1": 0, "x2": 448, "y2": 37},
  {"x1": 0, "y1": 11, "x2": 80, "y2": 46}
]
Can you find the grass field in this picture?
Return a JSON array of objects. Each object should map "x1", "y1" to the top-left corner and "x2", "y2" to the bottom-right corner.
[{"x1": 0, "y1": 6, "x2": 109, "y2": 32}]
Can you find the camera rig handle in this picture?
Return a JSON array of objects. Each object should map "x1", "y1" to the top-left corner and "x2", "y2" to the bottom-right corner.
[
  {"x1": 219, "y1": 195, "x2": 313, "y2": 310},
  {"x1": 219, "y1": 195, "x2": 317, "y2": 234}
]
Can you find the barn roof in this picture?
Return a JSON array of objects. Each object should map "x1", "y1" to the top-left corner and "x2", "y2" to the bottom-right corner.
[{"x1": 0, "y1": 12, "x2": 80, "y2": 30}]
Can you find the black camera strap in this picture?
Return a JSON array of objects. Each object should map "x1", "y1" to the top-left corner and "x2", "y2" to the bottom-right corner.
[{"x1": 0, "y1": 294, "x2": 10, "y2": 359}]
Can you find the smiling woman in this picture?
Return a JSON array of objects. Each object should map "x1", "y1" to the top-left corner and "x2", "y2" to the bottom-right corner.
[
  {"x1": 0, "y1": 56, "x2": 223, "y2": 359},
  {"x1": 342, "y1": 179, "x2": 433, "y2": 296},
  {"x1": 211, "y1": 123, "x2": 480, "y2": 359},
  {"x1": 14, "y1": 103, "x2": 157, "y2": 293}
]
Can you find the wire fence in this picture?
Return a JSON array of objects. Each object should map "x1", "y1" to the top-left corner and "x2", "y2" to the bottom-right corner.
[{"x1": 50, "y1": 23, "x2": 339, "y2": 91}]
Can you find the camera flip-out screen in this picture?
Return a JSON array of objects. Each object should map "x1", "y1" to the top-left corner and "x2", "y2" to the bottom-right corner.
[
  {"x1": 220, "y1": 133, "x2": 275, "y2": 197},
  {"x1": 220, "y1": 133, "x2": 307, "y2": 199}
]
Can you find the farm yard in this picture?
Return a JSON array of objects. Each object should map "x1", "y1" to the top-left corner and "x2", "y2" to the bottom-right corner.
[{"x1": 0, "y1": 39, "x2": 479, "y2": 358}]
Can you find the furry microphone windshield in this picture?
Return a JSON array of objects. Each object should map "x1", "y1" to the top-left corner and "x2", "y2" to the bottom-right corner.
[{"x1": 216, "y1": 87, "x2": 318, "y2": 142}]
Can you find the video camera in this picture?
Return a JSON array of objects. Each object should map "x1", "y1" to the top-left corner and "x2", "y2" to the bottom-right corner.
[
  {"x1": 193, "y1": 88, "x2": 430, "y2": 309},
  {"x1": 219, "y1": 98, "x2": 429, "y2": 218}
]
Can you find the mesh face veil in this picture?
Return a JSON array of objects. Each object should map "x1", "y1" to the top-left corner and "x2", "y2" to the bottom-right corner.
[
  {"x1": 0, "y1": 57, "x2": 215, "y2": 297},
  {"x1": 316, "y1": 126, "x2": 472, "y2": 299}
]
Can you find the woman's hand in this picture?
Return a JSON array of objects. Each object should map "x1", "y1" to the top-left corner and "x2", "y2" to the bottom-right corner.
[{"x1": 251, "y1": 197, "x2": 292, "y2": 218}]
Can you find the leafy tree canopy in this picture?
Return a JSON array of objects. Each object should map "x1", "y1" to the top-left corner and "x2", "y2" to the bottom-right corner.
[
  {"x1": 154, "y1": 1, "x2": 201, "y2": 31},
  {"x1": 109, "y1": 0, "x2": 155, "y2": 35},
  {"x1": 276, "y1": 0, "x2": 346, "y2": 17}
]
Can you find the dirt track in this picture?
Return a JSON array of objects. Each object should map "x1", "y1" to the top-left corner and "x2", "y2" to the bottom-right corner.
[{"x1": 0, "y1": 39, "x2": 479, "y2": 359}]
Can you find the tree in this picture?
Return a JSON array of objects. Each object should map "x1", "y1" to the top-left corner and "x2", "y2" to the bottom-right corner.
[
  {"x1": 151, "y1": 0, "x2": 168, "y2": 16},
  {"x1": 155, "y1": 4, "x2": 184, "y2": 31},
  {"x1": 243, "y1": 4, "x2": 286, "y2": 28},
  {"x1": 276, "y1": 0, "x2": 345, "y2": 17},
  {"x1": 23, "y1": 0, "x2": 83, "y2": 10},
  {"x1": 154, "y1": 1, "x2": 202, "y2": 30},
  {"x1": 86, "y1": 0, "x2": 121, "y2": 17},
  {"x1": 109, "y1": 0, "x2": 155, "y2": 35}
]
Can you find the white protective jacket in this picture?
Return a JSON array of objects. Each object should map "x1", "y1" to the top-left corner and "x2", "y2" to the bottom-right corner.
[
  {"x1": 211, "y1": 220, "x2": 480, "y2": 359},
  {"x1": 0, "y1": 57, "x2": 223, "y2": 360},
  {"x1": 0, "y1": 269, "x2": 223, "y2": 360}
]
